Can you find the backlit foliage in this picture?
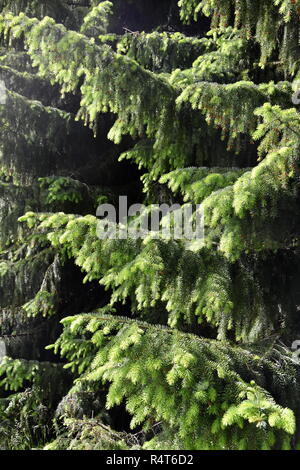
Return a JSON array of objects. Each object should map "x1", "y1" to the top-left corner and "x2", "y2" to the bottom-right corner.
[{"x1": 0, "y1": 0, "x2": 300, "y2": 451}]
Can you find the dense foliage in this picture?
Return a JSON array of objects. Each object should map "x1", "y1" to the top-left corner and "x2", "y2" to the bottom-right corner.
[{"x1": 0, "y1": 0, "x2": 300, "y2": 450}]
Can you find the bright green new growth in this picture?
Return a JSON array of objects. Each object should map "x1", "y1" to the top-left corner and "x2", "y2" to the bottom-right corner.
[
  {"x1": 0, "y1": 0, "x2": 300, "y2": 451},
  {"x1": 48, "y1": 312, "x2": 297, "y2": 450}
]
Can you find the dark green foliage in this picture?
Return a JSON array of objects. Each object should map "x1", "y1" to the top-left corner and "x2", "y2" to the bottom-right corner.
[
  {"x1": 117, "y1": 31, "x2": 210, "y2": 73},
  {"x1": 0, "y1": 358, "x2": 70, "y2": 449},
  {"x1": 0, "y1": 0, "x2": 300, "y2": 451}
]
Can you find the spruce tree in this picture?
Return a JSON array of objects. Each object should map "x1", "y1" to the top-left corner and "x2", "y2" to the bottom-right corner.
[{"x1": 0, "y1": 0, "x2": 300, "y2": 450}]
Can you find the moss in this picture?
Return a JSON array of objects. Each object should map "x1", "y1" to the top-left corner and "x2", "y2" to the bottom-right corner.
[{"x1": 45, "y1": 419, "x2": 130, "y2": 451}]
